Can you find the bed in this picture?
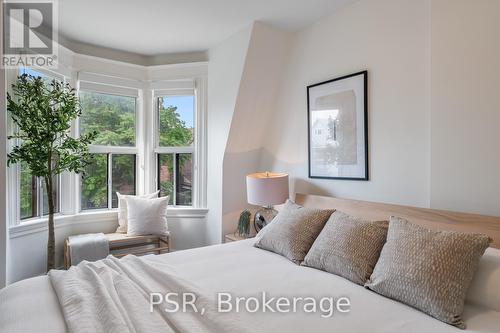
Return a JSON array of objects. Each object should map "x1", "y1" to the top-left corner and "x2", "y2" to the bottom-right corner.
[{"x1": 1, "y1": 194, "x2": 500, "y2": 333}]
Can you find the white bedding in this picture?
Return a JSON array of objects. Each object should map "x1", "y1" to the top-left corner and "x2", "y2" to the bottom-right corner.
[
  {"x1": 48, "y1": 254, "x2": 252, "y2": 333},
  {"x1": 1, "y1": 240, "x2": 500, "y2": 333}
]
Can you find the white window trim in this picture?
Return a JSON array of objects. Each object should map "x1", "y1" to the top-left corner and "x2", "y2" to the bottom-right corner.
[
  {"x1": 79, "y1": 81, "x2": 139, "y2": 98},
  {"x1": 76, "y1": 72, "x2": 142, "y2": 212},
  {"x1": 194, "y1": 77, "x2": 207, "y2": 208},
  {"x1": 7, "y1": 63, "x2": 208, "y2": 227},
  {"x1": 9, "y1": 206, "x2": 209, "y2": 239},
  {"x1": 152, "y1": 77, "x2": 206, "y2": 208}
]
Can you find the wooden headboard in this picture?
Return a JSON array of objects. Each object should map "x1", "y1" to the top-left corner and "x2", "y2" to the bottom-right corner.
[{"x1": 295, "y1": 193, "x2": 500, "y2": 249}]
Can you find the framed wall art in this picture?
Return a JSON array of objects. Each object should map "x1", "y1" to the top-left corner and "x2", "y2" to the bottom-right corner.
[{"x1": 307, "y1": 71, "x2": 368, "y2": 180}]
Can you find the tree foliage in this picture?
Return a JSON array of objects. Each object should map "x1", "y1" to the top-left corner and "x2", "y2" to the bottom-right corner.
[
  {"x1": 79, "y1": 91, "x2": 135, "y2": 146},
  {"x1": 81, "y1": 154, "x2": 108, "y2": 209},
  {"x1": 158, "y1": 97, "x2": 193, "y2": 147}
]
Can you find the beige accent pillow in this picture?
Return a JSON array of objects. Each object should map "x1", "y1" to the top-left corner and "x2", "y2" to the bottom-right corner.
[
  {"x1": 366, "y1": 216, "x2": 491, "y2": 329},
  {"x1": 116, "y1": 191, "x2": 159, "y2": 233},
  {"x1": 302, "y1": 211, "x2": 388, "y2": 285},
  {"x1": 254, "y1": 200, "x2": 334, "y2": 264}
]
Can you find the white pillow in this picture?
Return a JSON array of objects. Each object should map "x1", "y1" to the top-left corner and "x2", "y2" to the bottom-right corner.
[
  {"x1": 126, "y1": 196, "x2": 169, "y2": 236},
  {"x1": 116, "y1": 191, "x2": 159, "y2": 233},
  {"x1": 466, "y1": 247, "x2": 500, "y2": 311}
]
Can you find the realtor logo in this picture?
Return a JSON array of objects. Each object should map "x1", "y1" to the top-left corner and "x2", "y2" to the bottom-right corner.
[{"x1": 2, "y1": 0, "x2": 58, "y2": 68}]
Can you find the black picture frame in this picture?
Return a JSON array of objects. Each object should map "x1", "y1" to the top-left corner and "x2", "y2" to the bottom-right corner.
[{"x1": 307, "y1": 70, "x2": 368, "y2": 180}]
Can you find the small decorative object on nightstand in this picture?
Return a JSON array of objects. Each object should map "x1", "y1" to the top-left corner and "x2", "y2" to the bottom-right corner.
[
  {"x1": 225, "y1": 233, "x2": 254, "y2": 243},
  {"x1": 237, "y1": 210, "x2": 252, "y2": 237},
  {"x1": 246, "y1": 172, "x2": 289, "y2": 232}
]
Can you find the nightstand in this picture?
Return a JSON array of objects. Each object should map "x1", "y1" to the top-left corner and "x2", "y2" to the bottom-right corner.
[{"x1": 224, "y1": 233, "x2": 254, "y2": 243}]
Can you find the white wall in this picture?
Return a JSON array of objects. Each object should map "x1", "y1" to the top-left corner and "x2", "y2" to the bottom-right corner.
[
  {"x1": 429, "y1": 0, "x2": 500, "y2": 216},
  {"x1": 222, "y1": 23, "x2": 292, "y2": 236},
  {"x1": 256, "y1": 0, "x2": 500, "y2": 217},
  {"x1": 206, "y1": 25, "x2": 253, "y2": 244},
  {"x1": 262, "y1": 0, "x2": 431, "y2": 207},
  {"x1": 8, "y1": 215, "x2": 116, "y2": 282},
  {"x1": 7, "y1": 212, "x2": 207, "y2": 283}
]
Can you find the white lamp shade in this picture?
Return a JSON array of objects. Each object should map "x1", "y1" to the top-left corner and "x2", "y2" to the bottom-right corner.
[{"x1": 246, "y1": 172, "x2": 289, "y2": 206}]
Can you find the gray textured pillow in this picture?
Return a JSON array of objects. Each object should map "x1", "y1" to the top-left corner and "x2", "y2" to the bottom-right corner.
[
  {"x1": 254, "y1": 200, "x2": 334, "y2": 264},
  {"x1": 302, "y1": 211, "x2": 388, "y2": 285},
  {"x1": 365, "y1": 216, "x2": 491, "y2": 329}
]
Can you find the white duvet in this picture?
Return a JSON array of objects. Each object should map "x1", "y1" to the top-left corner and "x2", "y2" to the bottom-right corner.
[
  {"x1": 2, "y1": 240, "x2": 500, "y2": 333},
  {"x1": 49, "y1": 255, "x2": 253, "y2": 333}
]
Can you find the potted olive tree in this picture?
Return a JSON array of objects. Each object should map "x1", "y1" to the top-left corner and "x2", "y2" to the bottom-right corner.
[{"x1": 7, "y1": 74, "x2": 96, "y2": 271}]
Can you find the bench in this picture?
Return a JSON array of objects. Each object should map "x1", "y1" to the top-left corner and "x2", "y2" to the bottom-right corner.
[{"x1": 64, "y1": 233, "x2": 170, "y2": 269}]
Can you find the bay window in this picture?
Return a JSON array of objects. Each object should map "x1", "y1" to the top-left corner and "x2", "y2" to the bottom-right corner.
[{"x1": 7, "y1": 64, "x2": 207, "y2": 226}]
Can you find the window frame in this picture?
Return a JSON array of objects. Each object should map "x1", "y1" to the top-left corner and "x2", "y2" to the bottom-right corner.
[
  {"x1": 76, "y1": 84, "x2": 141, "y2": 212},
  {"x1": 153, "y1": 87, "x2": 199, "y2": 207}
]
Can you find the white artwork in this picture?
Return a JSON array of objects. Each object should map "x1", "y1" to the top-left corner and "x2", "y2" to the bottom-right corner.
[{"x1": 308, "y1": 71, "x2": 368, "y2": 180}]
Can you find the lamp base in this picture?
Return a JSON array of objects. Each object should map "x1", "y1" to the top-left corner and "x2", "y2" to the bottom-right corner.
[{"x1": 254, "y1": 206, "x2": 278, "y2": 233}]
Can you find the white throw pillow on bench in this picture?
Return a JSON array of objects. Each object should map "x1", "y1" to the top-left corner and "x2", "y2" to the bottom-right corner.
[
  {"x1": 116, "y1": 191, "x2": 159, "y2": 233},
  {"x1": 126, "y1": 196, "x2": 169, "y2": 236}
]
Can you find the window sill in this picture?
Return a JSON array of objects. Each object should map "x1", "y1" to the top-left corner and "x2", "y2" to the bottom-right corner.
[
  {"x1": 9, "y1": 207, "x2": 208, "y2": 239},
  {"x1": 166, "y1": 207, "x2": 209, "y2": 218}
]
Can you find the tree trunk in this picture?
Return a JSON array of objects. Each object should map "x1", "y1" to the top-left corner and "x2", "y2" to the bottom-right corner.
[{"x1": 46, "y1": 174, "x2": 55, "y2": 272}]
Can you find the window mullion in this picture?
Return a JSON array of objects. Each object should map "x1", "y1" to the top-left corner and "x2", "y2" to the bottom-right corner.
[
  {"x1": 172, "y1": 153, "x2": 177, "y2": 206},
  {"x1": 133, "y1": 154, "x2": 137, "y2": 196},
  {"x1": 107, "y1": 153, "x2": 112, "y2": 210},
  {"x1": 154, "y1": 146, "x2": 194, "y2": 154},
  {"x1": 37, "y1": 177, "x2": 42, "y2": 217},
  {"x1": 156, "y1": 153, "x2": 159, "y2": 197},
  {"x1": 89, "y1": 145, "x2": 137, "y2": 154},
  {"x1": 30, "y1": 175, "x2": 36, "y2": 218},
  {"x1": 154, "y1": 97, "x2": 160, "y2": 154}
]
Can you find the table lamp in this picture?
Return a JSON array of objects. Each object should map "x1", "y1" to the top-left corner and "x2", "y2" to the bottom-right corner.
[{"x1": 246, "y1": 172, "x2": 289, "y2": 232}]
